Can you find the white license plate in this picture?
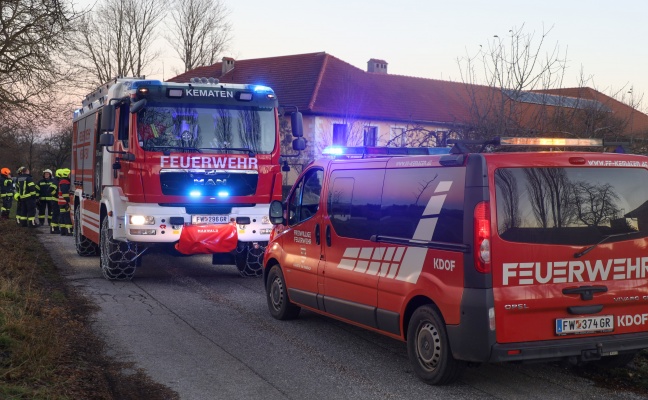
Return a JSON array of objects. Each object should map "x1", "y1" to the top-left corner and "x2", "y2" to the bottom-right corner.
[
  {"x1": 555, "y1": 315, "x2": 614, "y2": 335},
  {"x1": 191, "y1": 215, "x2": 229, "y2": 225}
]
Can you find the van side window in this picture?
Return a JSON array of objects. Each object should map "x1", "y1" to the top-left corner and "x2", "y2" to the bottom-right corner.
[
  {"x1": 328, "y1": 169, "x2": 385, "y2": 239},
  {"x1": 380, "y1": 167, "x2": 464, "y2": 243},
  {"x1": 287, "y1": 168, "x2": 323, "y2": 225}
]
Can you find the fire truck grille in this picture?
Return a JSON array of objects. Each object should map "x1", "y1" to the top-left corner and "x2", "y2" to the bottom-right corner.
[{"x1": 160, "y1": 171, "x2": 258, "y2": 196}]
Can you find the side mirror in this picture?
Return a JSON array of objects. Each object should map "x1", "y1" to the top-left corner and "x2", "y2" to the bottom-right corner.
[
  {"x1": 130, "y1": 98, "x2": 147, "y2": 114},
  {"x1": 99, "y1": 133, "x2": 115, "y2": 147},
  {"x1": 292, "y1": 137, "x2": 306, "y2": 151},
  {"x1": 100, "y1": 104, "x2": 116, "y2": 132},
  {"x1": 291, "y1": 112, "x2": 303, "y2": 138},
  {"x1": 269, "y1": 200, "x2": 285, "y2": 225}
]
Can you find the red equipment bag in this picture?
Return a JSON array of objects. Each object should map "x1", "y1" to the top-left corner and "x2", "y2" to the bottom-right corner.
[{"x1": 175, "y1": 223, "x2": 238, "y2": 255}]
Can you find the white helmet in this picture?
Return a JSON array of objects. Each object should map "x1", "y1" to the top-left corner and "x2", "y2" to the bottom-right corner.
[{"x1": 43, "y1": 169, "x2": 53, "y2": 176}]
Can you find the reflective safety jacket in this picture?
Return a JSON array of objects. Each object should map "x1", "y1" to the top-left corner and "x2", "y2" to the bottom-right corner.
[
  {"x1": 38, "y1": 177, "x2": 57, "y2": 201},
  {"x1": 16, "y1": 173, "x2": 37, "y2": 200},
  {"x1": 1, "y1": 175, "x2": 13, "y2": 198},
  {"x1": 57, "y1": 178, "x2": 71, "y2": 206}
]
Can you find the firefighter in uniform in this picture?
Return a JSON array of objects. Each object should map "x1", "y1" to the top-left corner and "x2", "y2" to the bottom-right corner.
[
  {"x1": 1, "y1": 168, "x2": 13, "y2": 220},
  {"x1": 56, "y1": 168, "x2": 73, "y2": 236},
  {"x1": 14, "y1": 166, "x2": 24, "y2": 224},
  {"x1": 37, "y1": 169, "x2": 57, "y2": 226},
  {"x1": 14, "y1": 167, "x2": 38, "y2": 227}
]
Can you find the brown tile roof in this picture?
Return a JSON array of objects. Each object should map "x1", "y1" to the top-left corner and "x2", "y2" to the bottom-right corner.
[
  {"x1": 170, "y1": 52, "x2": 473, "y2": 124},
  {"x1": 170, "y1": 52, "x2": 648, "y2": 134}
]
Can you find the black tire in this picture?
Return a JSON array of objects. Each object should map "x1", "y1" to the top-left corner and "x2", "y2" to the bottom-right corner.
[
  {"x1": 407, "y1": 305, "x2": 465, "y2": 385},
  {"x1": 266, "y1": 265, "x2": 300, "y2": 320},
  {"x1": 594, "y1": 351, "x2": 638, "y2": 368},
  {"x1": 100, "y1": 217, "x2": 137, "y2": 281},
  {"x1": 235, "y1": 243, "x2": 264, "y2": 277},
  {"x1": 74, "y1": 205, "x2": 99, "y2": 256}
]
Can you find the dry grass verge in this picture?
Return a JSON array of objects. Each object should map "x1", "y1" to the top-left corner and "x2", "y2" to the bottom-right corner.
[{"x1": 0, "y1": 221, "x2": 178, "y2": 399}]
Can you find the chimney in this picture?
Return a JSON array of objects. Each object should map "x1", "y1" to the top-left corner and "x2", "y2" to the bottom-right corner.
[
  {"x1": 367, "y1": 58, "x2": 388, "y2": 74},
  {"x1": 222, "y1": 57, "x2": 235, "y2": 75}
]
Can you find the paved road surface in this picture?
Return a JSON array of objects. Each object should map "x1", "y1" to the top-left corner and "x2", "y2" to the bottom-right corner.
[{"x1": 39, "y1": 232, "x2": 642, "y2": 400}]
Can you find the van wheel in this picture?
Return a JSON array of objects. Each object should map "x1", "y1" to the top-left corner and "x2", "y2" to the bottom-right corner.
[
  {"x1": 407, "y1": 305, "x2": 465, "y2": 385},
  {"x1": 594, "y1": 351, "x2": 638, "y2": 368},
  {"x1": 74, "y1": 205, "x2": 99, "y2": 256},
  {"x1": 266, "y1": 265, "x2": 300, "y2": 320},
  {"x1": 100, "y1": 217, "x2": 137, "y2": 281},
  {"x1": 235, "y1": 244, "x2": 263, "y2": 277}
]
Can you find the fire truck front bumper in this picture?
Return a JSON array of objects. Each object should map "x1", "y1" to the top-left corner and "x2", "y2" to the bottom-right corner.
[{"x1": 122, "y1": 204, "x2": 273, "y2": 244}]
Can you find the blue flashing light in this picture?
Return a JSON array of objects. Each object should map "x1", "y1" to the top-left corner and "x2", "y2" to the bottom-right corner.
[
  {"x1": 322, "y1": 146, "x2": 344, "y2": 156},
  {"x1": 253, "y1": 85, "x2": 274, "y2": 93},
  {"x1": 131, "y1": 80, "x2": 163, "y2": 90},
  {"x1": 217, "y1": 191, "x2": 229, "y2": 198},
  {"x1": 189, "y1": 190, "x2": 202, "y2": 197}
]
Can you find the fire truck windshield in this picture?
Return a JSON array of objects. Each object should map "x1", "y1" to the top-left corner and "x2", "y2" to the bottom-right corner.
[{"x1": 136, "y1": 103, "x2": 276, "y2": 154}]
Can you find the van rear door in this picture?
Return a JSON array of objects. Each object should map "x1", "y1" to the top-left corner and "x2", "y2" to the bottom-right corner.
[{"x1": 490, "y1": 158, "x2": 648, "y2": 344}]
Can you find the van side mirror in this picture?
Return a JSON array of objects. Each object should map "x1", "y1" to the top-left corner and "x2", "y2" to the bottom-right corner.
[
  {"x1": 269, "y1": 200, "x2": 285, "y2": 225},
  {"x1": 291, "y1": 112, "x2": 303, "y2": 138},
  {"x1": 101, "y1": 104, "x2": 116, "y2": 132},
  {"x1": 99, "y1": 133, "x2": 115, "y2": 147}
]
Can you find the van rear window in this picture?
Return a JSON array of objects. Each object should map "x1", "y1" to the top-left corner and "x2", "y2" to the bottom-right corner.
[{"x1": 495, "y1": 167, "x2": 648, "y2": 245}]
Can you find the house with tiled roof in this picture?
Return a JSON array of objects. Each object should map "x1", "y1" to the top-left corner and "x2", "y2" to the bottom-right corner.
[{"x1": 170, "y1": 52, "x2": 648, "y2": 179}]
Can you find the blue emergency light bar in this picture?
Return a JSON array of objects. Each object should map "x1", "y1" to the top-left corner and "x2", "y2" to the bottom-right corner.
[{"x1": 322, "y1": 146, "x2": 452, "y2": 157}]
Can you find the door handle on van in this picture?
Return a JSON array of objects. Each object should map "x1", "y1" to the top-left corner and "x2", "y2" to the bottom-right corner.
[
  {"x1": 562, "y1": 285, "x2": 607, "y2": 301},
  {"x1": 325, "y1": 225, "x2": 331, "y2": 247},
  {"x1": 315, "y1": 224, "x2": 320, "y2": 245}
]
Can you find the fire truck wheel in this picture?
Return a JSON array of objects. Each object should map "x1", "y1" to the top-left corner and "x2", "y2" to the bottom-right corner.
[
  {"x1": 74, "y1": 205, "x2": 99, "y2": 256},
  {"x1": 235, "y1": 244, "x2": 263, "y2": 277},
  {"x1": 594, "y1": 350, "x2": 639, "y2": 368},
  {"x1": 407, "y1": 305, "x2": 465, "y2": 385},
  {"x1": 100, "y1": 217, "x2": 137, "y2": 281},
  {"x1": 266, "y1": 264, "x2": 300, "y2": 320}
]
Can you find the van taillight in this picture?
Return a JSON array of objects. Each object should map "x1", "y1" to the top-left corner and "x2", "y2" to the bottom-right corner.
[{"x1": 474, "y1": 201, "x2": 491, "y2": 273}]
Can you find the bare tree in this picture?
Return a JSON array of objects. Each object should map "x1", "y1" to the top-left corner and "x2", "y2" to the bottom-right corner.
[
  {"x1": 69, "y1": 0, "x2": 167, "y2": 89},
  {"x1": 0, "y1": 0, "x2": 78, "y2": 123},
  {"x1": 167, "y1": 0, "x2": 232, "y2": 73},
  {"x1": 456, "y1": 25, "x2": 641, "y2": 144},
  {"x1": 39, "y1": 126, "x2": 73, "y2": 170}
]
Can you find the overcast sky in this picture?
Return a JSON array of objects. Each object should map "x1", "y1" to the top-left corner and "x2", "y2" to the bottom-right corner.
[{"x1": 115, "y1": 0, "x2": 648, "y2": 110}]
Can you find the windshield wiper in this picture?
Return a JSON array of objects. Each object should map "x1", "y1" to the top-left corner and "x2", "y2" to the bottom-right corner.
[
  {"x1": 573, "y1": 231, "x2": 639, "y2": 258},
  {"x1": 198, "y1": 147, "x2": 256, "y2": 157},
  {"x1": 143, "y1": 145, "x2": 202, "y2": 155}
]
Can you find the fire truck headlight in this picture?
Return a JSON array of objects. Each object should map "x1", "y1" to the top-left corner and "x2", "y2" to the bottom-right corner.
[
  {"x1": 262, "y1": 215, "x2": 271, "y2": 225},
  {"x1": 217, "y1": 191, "x2": 229, "y2": 198},
  {"x1": 189, "y1": 190, "x2": 202, "y2": 197},
  {"x1": 130, "y1": 215, "x2": 155, "y2": 225}
]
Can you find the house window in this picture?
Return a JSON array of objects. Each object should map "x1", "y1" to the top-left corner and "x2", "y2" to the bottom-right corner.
[
  {"x1": 363, "y1": 126, "x2": 377, "y2": 147},
  {"x1": 390, "y1": 127, "x2": 406, "y2": 147},
  {"x1": 333, "y1": 124, "x2": 348, "y2": 146}
]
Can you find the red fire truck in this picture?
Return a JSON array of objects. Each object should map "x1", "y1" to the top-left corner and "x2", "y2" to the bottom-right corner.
[{"x1": 72, "y1": 77, "x2": 304, "y2": 280}]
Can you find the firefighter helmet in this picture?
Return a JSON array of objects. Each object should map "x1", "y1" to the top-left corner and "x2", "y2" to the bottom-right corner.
[
  {"x1": 57, "y1": 168, "x2": 70, "y2": 178},
  {"x1": 43, "y1": 169, "x2": 53, "y2": 177},
  {"x1": 16, "y1": 166, "x2": 25, "y2": 174},
  {"x1": 1, "y1": 167, "x2": 9, "y2": 176}
]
